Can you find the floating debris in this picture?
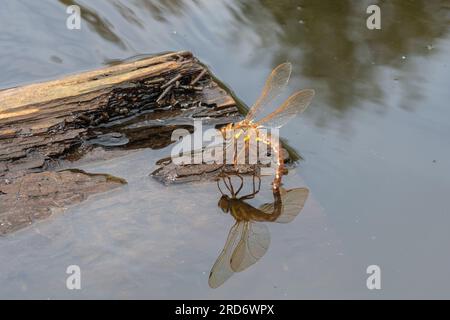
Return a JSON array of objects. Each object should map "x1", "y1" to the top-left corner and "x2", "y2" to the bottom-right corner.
[{"x1": 0, "y1": 169, "x2": 127, "y2": 235}]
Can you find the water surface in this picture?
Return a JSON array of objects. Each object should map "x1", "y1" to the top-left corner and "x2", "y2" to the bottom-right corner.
[{"x1": 1, "y1": 0, "x2": 449, "y2": 299}]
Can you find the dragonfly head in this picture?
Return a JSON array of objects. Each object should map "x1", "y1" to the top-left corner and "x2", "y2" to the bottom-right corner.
[{"x1": 218, "y1": 195, "x2": 231, "y2": 213}]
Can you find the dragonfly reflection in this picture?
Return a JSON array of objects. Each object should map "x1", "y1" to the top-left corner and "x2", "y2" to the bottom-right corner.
[{"x1": 209, "y1": 173, "x2": 309, "y2": 288}]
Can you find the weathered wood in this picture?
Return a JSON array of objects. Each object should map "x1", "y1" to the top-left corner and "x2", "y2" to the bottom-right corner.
[
  {"x1": 0, "y1": 51, "x2": 241, "y2": 234},
  {"x1": 0, "y1": 51, "x2": 240, "y2": 180}
]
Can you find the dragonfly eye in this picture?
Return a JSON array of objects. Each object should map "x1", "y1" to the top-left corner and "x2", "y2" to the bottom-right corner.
[{"x1": 218, "y1": 195, "x2": 230, "y2": 213}]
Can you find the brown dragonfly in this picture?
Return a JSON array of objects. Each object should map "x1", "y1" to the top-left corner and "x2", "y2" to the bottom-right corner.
[
  {"x1": 208, "y1": 174, "x2": 309, "y2": 288},
  {"x1": 220, "y1": 63, "x2": 315, "y2": 187}
]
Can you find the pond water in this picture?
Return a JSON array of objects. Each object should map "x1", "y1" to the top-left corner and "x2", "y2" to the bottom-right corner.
[{"x1": 1, "y1": 0, "x2": 450, "y2": 299}]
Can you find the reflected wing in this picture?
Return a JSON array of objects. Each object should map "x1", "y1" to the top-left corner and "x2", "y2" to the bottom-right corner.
[
  {"x1": 208, "y1": 222, "x2": 244, "y2": 288},
  {"x1": 259, "y1": 188, "x2": 309, "y2": 223},
  {"x1": 245, "y1": 63, "x2": 292, "y2": 122},
  {"x1": 257, "y1": 89, "x2": 315, "y2": 128},
  {"x1": 230, "y1": 222, "x2": 270, "y2": 272}
]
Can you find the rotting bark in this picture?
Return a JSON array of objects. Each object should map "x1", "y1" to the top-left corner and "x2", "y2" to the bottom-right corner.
[{"x1": 0, "y1": 51, "x2": 241, "y2": 234}]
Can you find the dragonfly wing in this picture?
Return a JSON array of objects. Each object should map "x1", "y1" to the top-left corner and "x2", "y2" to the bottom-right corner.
[
  {"x1": 257, "y1": 89, "x2": 315, "y2": 129},
  {"x1": 208, "y1": 222, "x2": 244, "y2": 288},
  {"x1": 259, "y1": 188, "x2": 309, "y2": 223},
  {"x1": 245, "y1": 63, "x2": 292, "y2": 122},
  {"x1": 230, "y1": 222, "x2": 270, "y2": 272}
]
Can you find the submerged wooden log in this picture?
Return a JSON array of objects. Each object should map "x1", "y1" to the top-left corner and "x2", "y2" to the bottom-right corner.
[
  {"x1": 151, "y1": 148, "x2": 291, "y2": 185},
  {"x1": 0, "y1": 51, "x2": 241, "y2": 234},
  {"x1": 152, "y1": 159, "x2": 260, "y2": 185}
]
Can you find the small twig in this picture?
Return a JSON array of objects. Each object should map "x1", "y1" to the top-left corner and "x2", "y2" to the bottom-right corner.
[
  {"x1": 157, "y1": 85, "x2": 174, "y2": 103},
  {"x1": 161, "y1": 74, "x2": 182, "y2": 89},
  {"x1": 190, "y1": 69, "x2": 207, "y2": 86}
]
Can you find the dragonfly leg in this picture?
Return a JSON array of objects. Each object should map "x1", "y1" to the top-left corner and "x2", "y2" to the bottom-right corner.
[
  {"x1": 253, "y1": 174, "x2": 261, "y2": 194},
  {"x1": 239, "y1": 190, "x2": 258, "y2": 200},
  {"x1": 234, "y1": 174, "x2": 244, "y2": 196},
  {"x1": 217, "y1": 177, "x2": 226, "y2": 196},
  {"x1": 226, "y1": 176, "x2": 235, "y2": 197},
  {"x1": 238, "y1": 173, "x2": 261, "y2": 200},
  {"x1": 217, "y1": 172, "x2": 234, "y2": 196}
]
